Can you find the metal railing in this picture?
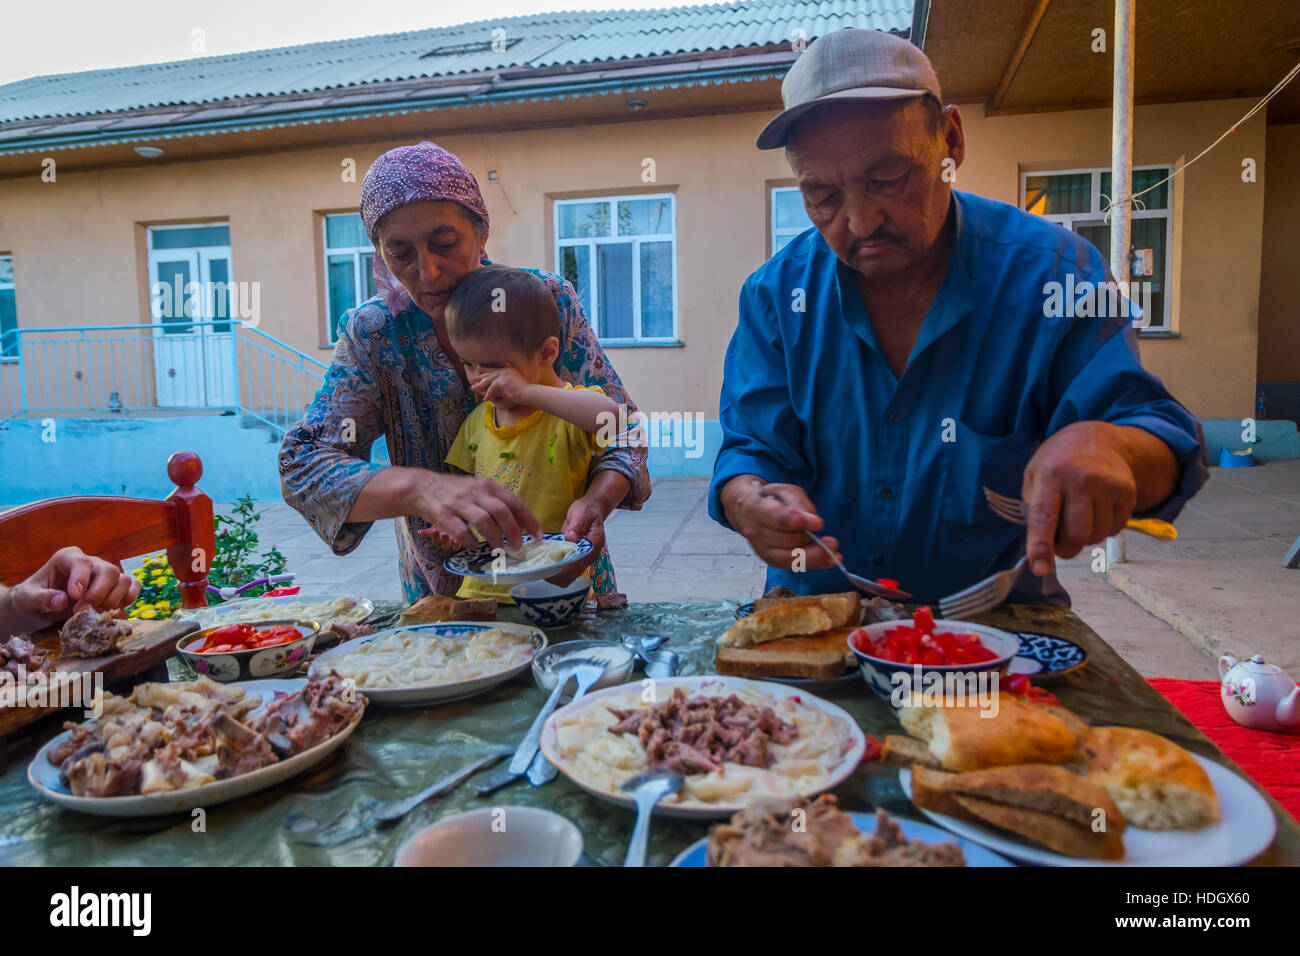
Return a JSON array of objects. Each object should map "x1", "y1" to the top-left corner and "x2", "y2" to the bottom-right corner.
[{"x1": 0, "y1": 322, "x2": 328, "y2": 437}]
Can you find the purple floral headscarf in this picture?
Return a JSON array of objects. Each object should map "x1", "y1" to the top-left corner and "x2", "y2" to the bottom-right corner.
[{"x1": 360, "y1": 141, "x2": 490, "y2": 315}]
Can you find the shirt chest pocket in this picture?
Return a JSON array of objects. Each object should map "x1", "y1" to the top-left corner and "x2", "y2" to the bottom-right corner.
[{"x1": 936, "y1": 420, "x2": 1038, "y2": 527}]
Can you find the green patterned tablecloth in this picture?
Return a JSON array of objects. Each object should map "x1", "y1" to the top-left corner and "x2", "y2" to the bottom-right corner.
[{"x1": 1, "y1": 602, "x2": 1295, "y2": 866}]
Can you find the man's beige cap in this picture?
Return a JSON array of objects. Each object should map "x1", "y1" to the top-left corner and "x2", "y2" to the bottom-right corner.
[{"x1": 757, "y1": 28, "x2": 942, "y2": 149}]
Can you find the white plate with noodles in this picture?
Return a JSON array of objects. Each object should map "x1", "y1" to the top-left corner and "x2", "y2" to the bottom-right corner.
[
  {"x1": 28, "y1": 678, "x2": 364, "y2": 819},
  {"x1": 539, "y1": 676, "x2": 866, "y2": 820},
  {"x1": 309, "y1": 621, "x2": 547, "y2": 706},
  {"x1": 175, "y1": 594, "x2": 374, "y2": 631}
]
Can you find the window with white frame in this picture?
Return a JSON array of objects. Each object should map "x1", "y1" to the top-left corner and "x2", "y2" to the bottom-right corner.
[
  {"x1": 554, "y1": 194, "x2": 676, "y2": 343},
  {"x1": 1022, "y1": 166, "x2": 1173, "y2": 332},
  {"x1": 0, "y1": 256, "x2": 17, "y2": 359},
  {"x1": 323, "y1": 213, "x2": 376, "y2": 343},
  {"x1": 771, "y1": 186, "x2": 814, "y2": 254}
]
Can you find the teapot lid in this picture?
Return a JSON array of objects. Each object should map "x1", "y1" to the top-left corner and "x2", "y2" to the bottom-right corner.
[{"x1": 1235, "y1": 654, "x2": 1285, "y2": 674}]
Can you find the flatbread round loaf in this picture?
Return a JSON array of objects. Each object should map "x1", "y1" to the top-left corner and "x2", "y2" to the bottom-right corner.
[{"x1": 1082, "y1": 726, "x2": 1220, "y2": 830}]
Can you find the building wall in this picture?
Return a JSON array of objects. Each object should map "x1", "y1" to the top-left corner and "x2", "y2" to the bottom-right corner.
[
  {"x1": 0, "y1": 96, "x2": 1270, "y2": 437},
  {"x1": 0, "y1": 111, "x2": 795, "y2": 426},
  {"x1": 1257, "y1": 122, "x2": 1300, "y2": 387},
  {"x1": 956, "y1": 98, "x2": 1268, "y2": 419}
]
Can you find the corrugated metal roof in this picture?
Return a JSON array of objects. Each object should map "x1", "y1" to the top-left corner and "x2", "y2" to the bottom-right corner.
[{"x1": 0, "y1": 0, "x2": 909, "y2": 124}]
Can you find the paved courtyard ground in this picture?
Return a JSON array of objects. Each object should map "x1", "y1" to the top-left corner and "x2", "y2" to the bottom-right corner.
[{"x1": 221, "y1": 462, "x2": 1299, "y2": 681}]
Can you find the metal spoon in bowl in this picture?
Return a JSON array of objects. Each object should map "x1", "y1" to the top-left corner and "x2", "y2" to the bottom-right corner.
[{"x1": 620, "y1": 769, "x2": 685, "y2": 867}]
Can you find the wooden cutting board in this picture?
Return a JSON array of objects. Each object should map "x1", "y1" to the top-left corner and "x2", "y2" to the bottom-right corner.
[{"x1": 0, "y1": 618, "x2": 200, "y2": 739}]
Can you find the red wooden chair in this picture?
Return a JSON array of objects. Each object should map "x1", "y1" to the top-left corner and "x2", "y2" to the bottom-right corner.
[{"x1": 0, "y1": 451, "x2": 215, "y2": 609}]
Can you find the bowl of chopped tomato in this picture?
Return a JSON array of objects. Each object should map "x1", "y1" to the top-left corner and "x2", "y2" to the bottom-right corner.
[
  {"x1": 846, "y1": 606, "x2": 1019, "y2": 703},
  {"x1": 176, "y1": 619, "x2": 319, "y2": 682}
]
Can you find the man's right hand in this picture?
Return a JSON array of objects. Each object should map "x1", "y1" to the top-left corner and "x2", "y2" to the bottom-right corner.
[
  {"x1": 410, "y1": 472, "x2": 542, "y2": 552},
  {"x1": 720, "y1": 475, "x2": 841, "y2": 571}
]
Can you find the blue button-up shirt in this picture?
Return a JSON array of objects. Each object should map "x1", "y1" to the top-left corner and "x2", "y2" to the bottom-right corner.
[{"x1": 709, "y1": 190, "x2": 1208, "y2": 605}]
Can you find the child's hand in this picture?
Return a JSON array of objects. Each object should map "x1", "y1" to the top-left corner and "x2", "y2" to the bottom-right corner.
[{"x1": 478, "y1": 367, "x2": 532, "y2": 406}]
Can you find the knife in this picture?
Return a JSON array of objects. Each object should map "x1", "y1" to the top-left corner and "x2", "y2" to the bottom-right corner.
[{"x1": 374, "y1": 752, "x2": 506, "y2": 823}]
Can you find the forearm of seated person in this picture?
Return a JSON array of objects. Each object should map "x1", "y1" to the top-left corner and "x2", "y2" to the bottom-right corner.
[{"x1": 1111, "y1": 424, "x2": 1180, "y2": 511}]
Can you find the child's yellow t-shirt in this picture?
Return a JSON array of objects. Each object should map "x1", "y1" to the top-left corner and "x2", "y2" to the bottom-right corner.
[{"x1": 445, "y1": 384, "x2": 608, "y2": 603}]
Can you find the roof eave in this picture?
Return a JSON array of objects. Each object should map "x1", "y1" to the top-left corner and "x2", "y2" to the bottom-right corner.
[{"x1": 0, "y1": 53, "x2": 797, "y2": 155}]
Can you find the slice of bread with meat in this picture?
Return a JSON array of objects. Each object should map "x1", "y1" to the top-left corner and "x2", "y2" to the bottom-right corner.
[
  {"x1": 910, "y1": 763, "x2": 1126, "y2": 860},
  {"x1": 716, "y1": 626, "x2": 858, "y2": 680}
]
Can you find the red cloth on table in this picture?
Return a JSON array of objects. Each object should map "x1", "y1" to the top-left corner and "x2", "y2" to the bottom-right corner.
[{"x1": 1147, "y1": 677, "x2": 1300, "y2": 821}]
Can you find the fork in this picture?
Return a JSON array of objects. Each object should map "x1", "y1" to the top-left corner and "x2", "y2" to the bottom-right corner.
[
  {"x1": 938, "y1": 555, "x2": 1030, "y2": 620},
  {"x1": 474, "y1": 657, "x2": 609, "y2": 796},
  {"x1": 983, "y1": 487, "x2": 1178, "y2": 540},
  {"x1": 751, "y1": 480, "x2": 911, "y2": 600}
]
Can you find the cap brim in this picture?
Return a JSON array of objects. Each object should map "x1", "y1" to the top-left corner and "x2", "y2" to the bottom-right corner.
[{"x1": 755, "y1": 87, "x2": 929, "y2": 149}]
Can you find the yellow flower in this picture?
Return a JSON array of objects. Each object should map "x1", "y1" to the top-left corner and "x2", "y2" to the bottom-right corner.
[
  {"x1": 138, "y1": 608, "x2": 157, "y2": 620},
  {"x1": 154, "y1": 601, "x2": 171, "y2": 610}
]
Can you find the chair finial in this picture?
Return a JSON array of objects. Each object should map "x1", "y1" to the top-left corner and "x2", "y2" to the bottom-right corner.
[{"x1": 167, "y1": 451, "x2": 203, "y2": 488}]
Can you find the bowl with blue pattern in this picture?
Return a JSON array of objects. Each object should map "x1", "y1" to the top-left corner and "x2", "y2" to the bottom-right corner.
[
  {"x1": 444, "y1": 533, "x2": 594, "y2": 586},
  {"x1": 509, "y1": 579, "x2": 590, "y2": 629},
  {"x1": 847, "y1": 619, "x2": 1019, "y2": 705}
]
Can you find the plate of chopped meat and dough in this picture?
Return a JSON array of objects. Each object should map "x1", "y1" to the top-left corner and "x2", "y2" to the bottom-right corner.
[
  {"x1": 539, "y1": 675, "x2": 865, "y2": 820},
  {"x1": 670, "y1": 795, "x2": 1013, "y2": 867},
  {"x1": 28, "y1": 674, "x2": 366, "y2": 818},
  {"x1": 882, "y1": 695, "x2": 1277, "y2": 866}
]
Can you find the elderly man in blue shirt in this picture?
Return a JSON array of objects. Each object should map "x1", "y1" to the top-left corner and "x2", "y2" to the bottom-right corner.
[{"x1": 709, "y1": 28, "x2": 1207, "y2": 605}]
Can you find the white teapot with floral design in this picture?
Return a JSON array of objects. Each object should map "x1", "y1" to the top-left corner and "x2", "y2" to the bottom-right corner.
[{"x1": 1219, "y1": 654, "x2": 1300, "y2": 731}]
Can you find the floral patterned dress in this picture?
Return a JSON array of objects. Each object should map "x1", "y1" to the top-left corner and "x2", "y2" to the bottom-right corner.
[{"x1": 279, "y1": 265, "x2": 651, "y2": 602}]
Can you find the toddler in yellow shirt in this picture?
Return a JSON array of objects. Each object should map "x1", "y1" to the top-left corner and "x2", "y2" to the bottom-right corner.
[{"x1": 435, "y1": 264, "x2": 622, "y2": 603}]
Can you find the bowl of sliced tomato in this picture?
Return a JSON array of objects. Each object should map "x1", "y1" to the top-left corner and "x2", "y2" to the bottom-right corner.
[
  {"x1": 176, "y1": 619, "x2": 319, "y2": 682},
  {"x1": 847, "y1": 606, "x2": 1019, "y2": 704}
]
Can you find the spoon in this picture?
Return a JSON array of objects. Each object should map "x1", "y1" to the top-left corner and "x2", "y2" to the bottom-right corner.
[
  {"x1": 645, "y1": 647, "x2": 679, "y2": 679},
  {"x1": 620, "y1": 769, "x2": 684, "y2": 867},
  {"x1": 622, "y1": 634, "x2": 665, "y2": 667}
]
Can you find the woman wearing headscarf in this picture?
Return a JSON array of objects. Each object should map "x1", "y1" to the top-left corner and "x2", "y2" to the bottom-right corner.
[{"x1": 280, "y1": 142, "x2": 650, "y2": 602}]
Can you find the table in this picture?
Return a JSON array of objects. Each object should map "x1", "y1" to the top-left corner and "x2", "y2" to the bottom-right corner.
[{"x1": 1, "y1": 602, "x2": 1296, "y2": 866}]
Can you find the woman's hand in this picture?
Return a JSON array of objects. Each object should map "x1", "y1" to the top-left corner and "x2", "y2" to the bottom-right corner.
[
  {"x1": 410, "y1": 471, "x2": 542, "y2": 551},
  {"x1": 545, "y1": 494, "x2": 610, "y2": 587},
  {"x1": 720, "y1": 475, "x2": 841, "y2": 571},
  {"x1": 1, "y1": 547, "x2": 141, "y2": 637}
]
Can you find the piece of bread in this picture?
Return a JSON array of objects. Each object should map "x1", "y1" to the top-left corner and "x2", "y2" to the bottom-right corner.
[
  {"x1": 719, "y1": 601, "x2": 833, "y2": 648},
  {"x1": 753, "y1": 591, "x2": 862, "y2": 628},
  {"x1": 910, "y1": 763, "x2": 1125, "y2": 860},
  {"x1": 898, "y1": 694, "x2": 1077, "y2": 771},
  {"x1": 1082, "y1": 726, "x2": 1220, "y2": 830},
  {"x1": 881, "y1": 735, "x2": 943, "y2": 770},
  {"x1": 715, "y1": 626, "x2": 857, "y2": 680},
  {"x1": 398, "y1": 595, "x2": 498, "y2": 625}
]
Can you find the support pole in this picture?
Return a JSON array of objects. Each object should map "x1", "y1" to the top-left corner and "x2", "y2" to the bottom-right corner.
[{"x1": 1106, "y1": 0, "x2": 1135, "y2": 569}]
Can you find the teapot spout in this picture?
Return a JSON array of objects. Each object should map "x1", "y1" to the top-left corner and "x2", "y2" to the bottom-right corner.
[
  {"x1": 1218, "y1": 654, "x2": 1239, "y2": 680},
  {"x1": 1277, "y1": 686, "x2": 1300, "y2": 728}
]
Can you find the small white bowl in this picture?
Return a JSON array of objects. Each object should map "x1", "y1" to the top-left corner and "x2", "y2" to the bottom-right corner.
[
  {"x1": 531, "y1": 640, "x2": 635, "y2": 694},
  {"x1": 393, "y1": 807, "x2": 583, "y2": 867}
]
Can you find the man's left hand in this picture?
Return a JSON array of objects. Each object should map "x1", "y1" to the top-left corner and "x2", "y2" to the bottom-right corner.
[{"x1": 1021, "y1": 422, "x2": 1140, "y2": 577}]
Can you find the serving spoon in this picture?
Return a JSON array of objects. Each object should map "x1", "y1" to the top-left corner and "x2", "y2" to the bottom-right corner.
[{"x1": 621, "y1": 769, "x2": 684, "y2": 867}]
